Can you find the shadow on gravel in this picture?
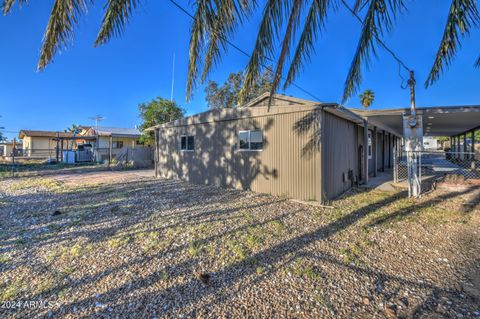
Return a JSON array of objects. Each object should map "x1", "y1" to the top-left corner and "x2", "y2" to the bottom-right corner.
[
  {"x1": 366, "y1": 188, "x2": 477, "y2": 228},
  {"x1": 1, "y1": 178, "x2": 478, "y2": 318},
  {"x1": 1, "y1": 178, "x2": 278, "y2": 256}
]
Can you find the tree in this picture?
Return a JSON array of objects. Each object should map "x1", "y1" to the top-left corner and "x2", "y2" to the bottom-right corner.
[
  {"x1": 138, "y1": 97, "x2": 184, "y2": 145},
  {"x1": 359, "y1": 89, "x2": 375, "y2": 109},
  {"x1": 205, "y1": 69, "x2": 273, "y2": 109},
  {"x1": 3, "y1": 1, "x2": 479, "y2": 103},
  {"x1": 66, "y1": 124, "x2": 80, "y2": 132}
]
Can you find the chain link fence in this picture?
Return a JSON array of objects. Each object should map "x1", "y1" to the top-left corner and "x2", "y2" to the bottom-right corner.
[
  {"x1": 0, "y1": 147, "x2": 154, "y2": 178},
  {"x1": 394, "y1": 150, "x2": 480, "y2": 194}
]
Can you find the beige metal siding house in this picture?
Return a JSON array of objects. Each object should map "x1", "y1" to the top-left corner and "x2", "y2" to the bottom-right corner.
[
  {"x1": 18, "y1": 127, "x2": 146, "y2": 162},
  {"x1": 151, "y1": 94, "x2": 400, "y2": 202},
  {"x1": 19, "y1": 130, "x2": 80, "y2": 158}
]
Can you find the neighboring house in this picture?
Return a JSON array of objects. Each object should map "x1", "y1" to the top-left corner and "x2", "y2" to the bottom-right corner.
[
  {"x1": 18, "y1": 126, "x2": 144, "y2": 161},
  {"x1": 0, "y1": 141, "x2": 21, "y2": 157},
  {"x1": 78, "y1": 126, "x2": 144, "y2": 162},
  {"x1": 149, "y1": 93, "x2": 400, "y2": 202},
  {"x1": 18, "y1": 130, "x2": 88, "y2": 158}
]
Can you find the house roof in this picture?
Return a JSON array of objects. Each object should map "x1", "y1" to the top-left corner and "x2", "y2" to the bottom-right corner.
[
  {"x1": 93, "y1": 126, "x2": 142, "y2": 138},
  {"x1": 146, "y1": 93, "x2": 365, "y2": 131},
  {"x1": 242, "y1": 92, "x2": 322, "y2": 108},
  {"x1": 19, "y1": 130, "x2": 75, "y2": 139},
  {"x1": 19, "y1": 127, "x2": 141, "y2": 140}
]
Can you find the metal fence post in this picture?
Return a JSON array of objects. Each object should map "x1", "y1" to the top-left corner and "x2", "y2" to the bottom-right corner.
[
  {"x1": 393, "y1": 144, "x2": 398, "y2": 183},
  {"x1": 11, "y1": 151, "x2": 14, "y2": 177},
  {"x1": 109, "y1": 136, "x2": 112, "y2": 168}
]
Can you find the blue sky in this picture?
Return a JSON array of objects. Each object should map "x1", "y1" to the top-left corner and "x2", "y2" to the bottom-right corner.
[{"x1": 0, "y1": 0, "x2": 479, "y2": 140}]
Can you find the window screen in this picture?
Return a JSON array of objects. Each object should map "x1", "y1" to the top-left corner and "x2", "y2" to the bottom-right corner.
[
  {"x1": 239, "y1": 131, "x2": 250, "y2": 149},
  {"x1": 180, "y1": 135, "x2": 195, "y2": 151},
  {"x1": 187, "y1": 136, "x2": 195, "y2": 150},
  {"x1": 250, "y1": 130, "x2": 263, "y2": 150},
  {"x1": 180, "y1": 136, "x2": 187, "y2": 150},
  {"x1": 238, "y1": 130, "x2": 263, "y2": 150}
]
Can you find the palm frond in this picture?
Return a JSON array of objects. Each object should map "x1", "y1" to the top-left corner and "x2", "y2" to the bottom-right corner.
[
  {"x1": 1, "y1": 0, "x2": 27, "y2": 15},
  {"x1": 342, "y1": 0, "x2": 404, "y2": 103},
  {"x1": 476, "y1": 55, "x2": 480, "y2": 67},
  {"x1": 353, "y1": 0, "x2": 367, "y2": 12},
  {"x1": 284, "y1": 0, "x2": 329, "y2": 90},
  {"x1": 425, "y1": 0, "x2": 479, "y2": 87},
  {"x1": 270, "y1": 0, "x2": 304, "y2": 101},
  {"x1": 37, "y1": 0, "x2": 89, "y2": 70},
  {"x1": 186, "y1": 0, "x2": 210, "y2": 101},
  {"x1": 201, "y1": 0, "x2": 256, "y2": 82},
  {"x1": 239, "y1": 0, "x2": 288, "y2": 105},
  {"x1": 186, "y1": 0, "x2": 256, "y2": 100},
  {"x1": 95, "y1": 0, "x2": 140, "y2": 47}
]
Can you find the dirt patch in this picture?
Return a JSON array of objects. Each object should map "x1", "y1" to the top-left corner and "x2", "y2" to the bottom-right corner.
[{"x1": 0, "y1": 170, "x2": 478, "y2": 318}]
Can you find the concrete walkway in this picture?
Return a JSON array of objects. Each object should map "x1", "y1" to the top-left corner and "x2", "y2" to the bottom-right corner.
[{"x1": 359, "y1": 170, "x2": 406, "y2": 192}]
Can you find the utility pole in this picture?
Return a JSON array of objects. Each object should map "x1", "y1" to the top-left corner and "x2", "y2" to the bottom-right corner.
[
  {"x1": 403, "y1": 70, "x2": 422, "y2": 197},
  {"x1": 408, "y1": 71, "x2": 416, "y2": 115},
  {"x1": 88, "y1": 115, "x2": 104, "y2": 162}
]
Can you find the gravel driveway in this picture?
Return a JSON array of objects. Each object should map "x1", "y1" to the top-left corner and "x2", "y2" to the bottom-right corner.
[{"x1": 0, "y1": 170, "x2": 479, "y2": 318}]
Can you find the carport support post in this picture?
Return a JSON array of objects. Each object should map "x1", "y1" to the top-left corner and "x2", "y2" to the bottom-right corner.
[
  {"x1": 382, "y1": 130, "x2": 386, "y2": 172},
  {"x1": 472, "y1": 131, "x2": 476, "y2": 155},
  {"x1": 372, "y1": 126, "x2": 378, "y2": 177},
  {"x1": 393, "y1": 141, "x2": 398, "y2": 183},
  {"x1": 363, "y1": 119, "x2": 369, "y2": 185},
  {"x1": 457, "y1": 135, "x2": 461, "y2": 159}
]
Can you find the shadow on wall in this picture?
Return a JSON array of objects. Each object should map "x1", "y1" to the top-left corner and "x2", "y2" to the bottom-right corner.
[
  {"x1": 158, "y1": 109, "x2": 278, "y2": 192},
  {"x1": 293, "y1": 111, "x2": 321, "y2": 158}
]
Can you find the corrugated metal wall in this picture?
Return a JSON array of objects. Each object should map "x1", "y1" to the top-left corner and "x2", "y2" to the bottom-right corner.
[
  {"x1": 323, "y1": 112, "x2": 358, "y2": 199},
  {"x1": 157, "y1": 108, "x2": 322, "y2": 201}
]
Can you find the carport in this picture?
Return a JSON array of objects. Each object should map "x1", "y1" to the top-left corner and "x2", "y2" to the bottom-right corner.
[
  {"x1": 352, "y1": 105, "x2": 480, "y2": 194},
  {"x1": 354, "y1": 105, "x2": 480, "y2": 138}
]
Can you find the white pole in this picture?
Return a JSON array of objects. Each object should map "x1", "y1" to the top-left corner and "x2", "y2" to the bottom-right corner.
[{"x1": 170, "y1": 53, "x2": 175, "y2": 102}]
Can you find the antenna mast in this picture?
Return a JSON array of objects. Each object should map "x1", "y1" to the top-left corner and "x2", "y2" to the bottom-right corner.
[
  {"x1": 170, "y1": 53, "x2": 175, "y2": 102},
  {"x1": 88, "y1": 115, "x2": 105, "y2": 130}
]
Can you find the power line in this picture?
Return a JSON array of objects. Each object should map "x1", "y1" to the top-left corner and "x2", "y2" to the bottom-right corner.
[
  {"x1": 340, "y1": 0, "x2": 412, "y2": 73},
  {"x1": 167, "y1": 0, "x2": 323, "y2": 102}
]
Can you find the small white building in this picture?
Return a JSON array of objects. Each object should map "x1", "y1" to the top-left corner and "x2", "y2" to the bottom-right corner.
[{"x1": 422, "y1": 136, "x2": 439, "y2": 150}]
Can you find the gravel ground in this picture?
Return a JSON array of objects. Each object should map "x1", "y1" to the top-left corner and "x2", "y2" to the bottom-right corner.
[{"x1": 0, "y1": 170, "x2": 479, "y2": 319}]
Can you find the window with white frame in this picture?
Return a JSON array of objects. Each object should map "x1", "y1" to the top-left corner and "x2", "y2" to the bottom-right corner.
[
  {"x1": 180, "y1": 135, "x2": 195, "y2": 151},
  {"x1": 238, "y1": 130, "x2": 263, "y2": 150},
  {"x1": 367, "y1": 132, "x2": 372, "y2": 159}
]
